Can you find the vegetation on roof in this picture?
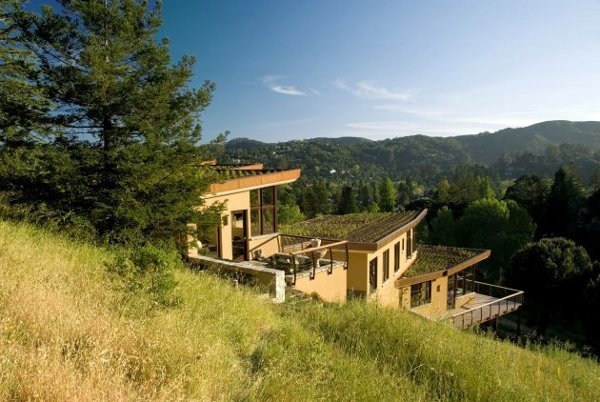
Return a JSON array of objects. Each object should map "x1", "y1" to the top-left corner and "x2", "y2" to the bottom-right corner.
[
  {"x1": 402, "y1": 245, "x2": 486, "y2": 278},
  {"x1": 209, "y1": 167, "x2": 278, "y2": 180},
  {"x1": 282, "y1": 210, "x2": 421, "y2": 243}
]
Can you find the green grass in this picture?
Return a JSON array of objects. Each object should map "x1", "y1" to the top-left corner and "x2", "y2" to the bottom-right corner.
[{"x1": 0, "y1": 220, "x2": 599, "y2": 401}]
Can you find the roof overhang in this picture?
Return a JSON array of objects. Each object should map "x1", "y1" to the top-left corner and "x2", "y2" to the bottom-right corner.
[
  {"x1": 394, "y1": 249, "x2": 491, "y2": 288},
  {"x1": 205, "y1": 168, "x2": 301, "y2": 198}
]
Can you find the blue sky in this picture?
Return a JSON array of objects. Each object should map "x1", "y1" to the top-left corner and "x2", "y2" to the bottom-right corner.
[
  {"x1": 159, "y1": 0, "x2": 600, "y2": 142},
  {"x1": 28, "y1": 1, "x2": 600, "y2": 142}
]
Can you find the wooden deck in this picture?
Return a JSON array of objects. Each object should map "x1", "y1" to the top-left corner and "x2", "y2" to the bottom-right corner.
[{"x1": 446, "y1": 291, "x2": 523, "y2": 329}]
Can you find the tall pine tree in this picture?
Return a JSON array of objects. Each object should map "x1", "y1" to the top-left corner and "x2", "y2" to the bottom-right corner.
[{"x1": 7, "y1": 0, "x2": 220, "y2": 244}]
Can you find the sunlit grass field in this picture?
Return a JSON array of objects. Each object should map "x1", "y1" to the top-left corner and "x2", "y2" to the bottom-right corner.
[{"x1": 1, "y1": 220, "x2": 598, "y2": 401}]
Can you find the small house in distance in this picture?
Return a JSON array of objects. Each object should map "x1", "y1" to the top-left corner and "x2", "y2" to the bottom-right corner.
[{"x1": 189, "y1": 163, "x2": 523, "y2": 329}]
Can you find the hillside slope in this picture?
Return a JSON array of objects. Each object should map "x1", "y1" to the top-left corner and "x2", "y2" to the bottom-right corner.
[
  {"x1": 1, "y1": 221, "x2": 599, "y2": 401},
  {"x1": 455, "y1": 120, "x2": 600, "y2": 164},
  {"x1": 223, "y1": 121, "x2": 600, "y2": 182}
]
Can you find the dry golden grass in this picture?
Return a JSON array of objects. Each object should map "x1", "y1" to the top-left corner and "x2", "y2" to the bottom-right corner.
[
  {"x1": 1, "y1": 220, "x2": 598, "y2": 401},
  {"x1": 0, "y1": 221, "x2": 425, "y2": 401}
]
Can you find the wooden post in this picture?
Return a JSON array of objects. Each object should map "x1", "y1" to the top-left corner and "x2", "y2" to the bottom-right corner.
[
  {"x1": 292, "y1": 255, "x2": 297, "y2": 285},
  {"x1": 273, "y1": 186, "x2": 278, "y2": 232}
]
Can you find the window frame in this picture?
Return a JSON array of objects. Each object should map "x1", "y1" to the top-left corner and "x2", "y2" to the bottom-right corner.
[
  {"x1": 383, "y1": 249, "x2": 390, "y2": 282},
  {"x1": 250, "y1": 186, "x2": 278, "y2": 236},
  {"x1": 394, "y1": 242, "x2": 400, "y2": 272},
  {"x1": 410, "y1": 281, "x2": 432, "y2": 308}
]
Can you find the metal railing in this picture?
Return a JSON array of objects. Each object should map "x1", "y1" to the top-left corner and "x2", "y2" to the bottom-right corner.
[
  {"x1": 251, "y1": 234, "x2": 349, "y2": 285},
  {"x1": 448, "y1": 281, "x2": 524, "y2": 330}
]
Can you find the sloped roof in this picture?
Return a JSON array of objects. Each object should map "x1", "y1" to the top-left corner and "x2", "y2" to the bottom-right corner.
[
  {"x1": 283, "y1": 210, "x2": 426, "y2": 250},
  {"x1": 204, "y1": 165, "x2": 301, "y2": 195},
  {"x1": 395, "y1": 245, "x2": 491, "y2": 287}
]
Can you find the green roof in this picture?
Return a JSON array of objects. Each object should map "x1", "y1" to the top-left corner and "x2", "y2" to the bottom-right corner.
[
  {"x1": 402, "y1": 245, "x2": 486, "y2": 278},
  {"x1": 209, "y1": 167, "x2": 281, "y2": 180},
  {"x1": 282, "y1": 210, "x2": 422, "y2": 243}
]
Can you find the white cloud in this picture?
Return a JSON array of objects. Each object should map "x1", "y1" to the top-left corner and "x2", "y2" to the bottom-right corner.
[
  {"x1": 355, "y1": 81, "x2": 413, "y2": 101},
  {"x1": 270, "y1": 85, "x2": 306, "y2": 96},
  {"x1": 261, "y1": 75, "x2": 307, "y2": 96},
  {"x1": 333, "y1": 78, "x2": 414, "y2": 101},
  {"x1": 332, "y1": 78, "x2": 351, "y2": 91}
]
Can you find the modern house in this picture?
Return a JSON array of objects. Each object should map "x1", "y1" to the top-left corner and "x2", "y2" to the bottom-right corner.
[
  {"x1": 188, "y1": 163, "x2": 350, "y2": 302},
  {"x1": 189, "y1": 163, "x2": 523, "y2": 329}
]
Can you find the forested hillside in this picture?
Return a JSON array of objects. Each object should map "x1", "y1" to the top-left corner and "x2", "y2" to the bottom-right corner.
[{"x1": 223, "y1": 121, "x2": 600, "y2": 184}]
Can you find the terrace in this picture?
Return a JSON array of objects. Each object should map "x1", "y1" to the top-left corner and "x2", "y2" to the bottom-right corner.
[
  {"x1": 396, "y1": 245, "x2": 524, "y2": 330},
  {"x1": 250, "y1": 233, "x2": 349, "y2": 285}
]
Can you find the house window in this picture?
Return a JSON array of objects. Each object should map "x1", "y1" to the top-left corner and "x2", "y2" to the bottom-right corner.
[
  {"x1": 383, "y1": 250, "x2": 390, "y2": 282},
  {"x1": 410, "y1": 281, "x2": 431, "y2": 308},
  {"x1": 394, "y1": 242, "x2": 400, "y2": 272},
  {"x1": 407, "y1": 230, "x2": 413, "y2": 259},
  {"x1": 250, "y1": 187, "x2": 278, "y2": 236},
  {"x1": 412, "y1": 228, "x2": 417, "y2": 253},
  {"x1": 369, "y1": 257, "x2": 378, "y2": 292},
  {"x1": 402, "y1": 238, "x2": 405, "y2": 251}
]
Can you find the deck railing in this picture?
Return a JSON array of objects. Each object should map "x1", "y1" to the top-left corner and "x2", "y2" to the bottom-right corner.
[
  {"x1": 252, "y1": 234, "x2": 349, "y2": 285},
  {"x1": 448, "y1": 281, "x2": 524, "y2": 329}
]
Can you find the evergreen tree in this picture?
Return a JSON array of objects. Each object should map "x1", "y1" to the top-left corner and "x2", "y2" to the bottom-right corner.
[
  {"x1": 357, "y1": 180, "x2": 372, "y2": 211},
  {"x1": 378, "y1": 177, "x2": 396, "y2": 212},
  {"x1": 429, "y1": 206, "x2": 456, "y2": 245},
  {"x1": 0, "y1": 0, "x2": 49, "y2": 136},
  {"x1": 337, "y1": 186, "x2": 358, "y2": 215},
  {"x1": 5, "y1": 0, "x2": 219, "y2": 244},
  {"x1": 540, "y1": 165, "x2": 586, "y2": 238},
  {"x1": 504, "y1": 175, "x2": 551, "y2": 227}
]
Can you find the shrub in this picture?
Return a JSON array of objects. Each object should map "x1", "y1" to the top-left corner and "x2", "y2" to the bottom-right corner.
[{"x1": 106, "y1": 244, "x2": 180, "y2": 308}]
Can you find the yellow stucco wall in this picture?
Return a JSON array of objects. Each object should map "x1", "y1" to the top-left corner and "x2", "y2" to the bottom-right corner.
[
  {"x1": 400, "y1": 276, "x2": 449, "y2": 319},
  {"x1": 294, "y1": 265, "x2": 347, "y2": 302},
  {"x1": 204, "y1": 191, "x2": 251, "y2": 260},
  {"x1": 346, "y1": 252, "x2": 368, "y2": 295}
]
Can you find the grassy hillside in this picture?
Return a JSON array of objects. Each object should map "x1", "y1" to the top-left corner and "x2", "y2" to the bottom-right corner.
[{"x1": 1, "y1": 220, "x2": 599, "y2": 401}]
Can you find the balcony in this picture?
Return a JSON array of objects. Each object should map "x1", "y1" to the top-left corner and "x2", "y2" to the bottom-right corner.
[
  {"x1": 250, "y1": 233, "x2": 349, "y2": 285},
  {"x1": 446, "y1": 282, "x2": 524, "y2": 330}
]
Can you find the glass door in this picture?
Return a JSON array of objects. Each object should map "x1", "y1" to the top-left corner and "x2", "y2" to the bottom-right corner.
[{"x1": 231, "y1": 210, "x2": 248, "y2": 261}]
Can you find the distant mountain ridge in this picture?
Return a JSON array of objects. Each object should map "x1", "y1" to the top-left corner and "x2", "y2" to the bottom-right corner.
[
  {"x1": 454, "y1": 121, "x2": 600, "y2": 164},
  {"x1": 223, "y1": 121, "x2": 600, "y2": 183}
]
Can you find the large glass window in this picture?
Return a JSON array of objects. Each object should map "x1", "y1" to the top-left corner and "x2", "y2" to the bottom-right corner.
[
  {"x1": 250, "y1": 187, "x2": 278, "y2": 236},
  {"x1": 412, "y1": 228, "x2": 417, "y2": 253},
  {"x1": 383, "y1": 250, "x2": 390, "y2": 282},
  {"x1": 369, "y1": 257, "x2": 378, "y2": 292},
  {"x1": 394, "y1": 242, "x2": 400, "y2": 272},
  {"x1": 410, "y1": 281, "x2": 431, "y2": 308}
]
